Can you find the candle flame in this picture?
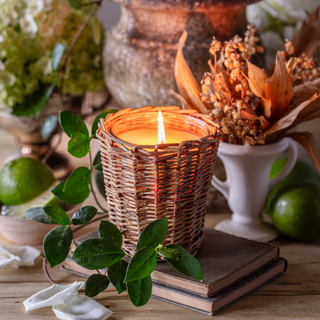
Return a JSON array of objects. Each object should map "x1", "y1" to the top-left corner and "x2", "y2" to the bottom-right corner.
[{"x1": 158, "y1": 111, "x2": 166, "y2": 144}]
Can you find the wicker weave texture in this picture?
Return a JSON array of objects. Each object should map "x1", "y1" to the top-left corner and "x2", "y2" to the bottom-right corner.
[{"x1": 97, "y1": 106, "x2": 222, "y2": 257}]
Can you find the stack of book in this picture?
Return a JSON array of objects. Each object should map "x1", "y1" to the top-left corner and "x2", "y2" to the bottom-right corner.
[{"x1": 62, "y1": 228, "x2": 286, "y2": 316}]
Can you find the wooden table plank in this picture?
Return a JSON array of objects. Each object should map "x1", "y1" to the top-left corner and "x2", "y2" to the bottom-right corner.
[{"x1": 0, "y1": 213, "x2": 320, "y2": 319}]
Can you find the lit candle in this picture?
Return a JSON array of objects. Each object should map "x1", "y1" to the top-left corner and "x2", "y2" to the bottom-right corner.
[{"x1": 117, "y1": 111, "x2": 200, "y2": 145}]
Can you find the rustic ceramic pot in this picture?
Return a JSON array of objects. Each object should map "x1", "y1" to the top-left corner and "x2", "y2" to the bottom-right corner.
[
  {"x1": 211, "y1": 138, "x2": 298, "y2": 242},
  {"x1": 103, "y1": 0, "x2": 257, "y2": 108},
  {"x1": 0, "y1": 93, "x2": 83, "y2": 179},
  {"x1": 0, "y1": 204, "x2": 81, "y2": 246}
]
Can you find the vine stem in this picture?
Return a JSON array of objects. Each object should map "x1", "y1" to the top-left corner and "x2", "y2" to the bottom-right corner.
[
  {"x1": 43, "y1": 258, "x2": 57, "y2": 285},
  {"x1": 88, "y1": 148, "x2": 109, "y2": 214},
  {"x1": 59, "y1": 2, "x2": 101, "y2": 108},
  {"x1": 73, "y1": 213, "x2": 108, "y2": 234}
]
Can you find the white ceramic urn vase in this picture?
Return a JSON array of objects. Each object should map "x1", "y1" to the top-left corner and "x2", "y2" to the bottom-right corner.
[{"x1": 211, "y1": 138, "x2": 298, "y2": 242}]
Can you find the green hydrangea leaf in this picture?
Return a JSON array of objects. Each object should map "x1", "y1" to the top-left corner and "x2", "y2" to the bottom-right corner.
[
  {"x1": 12, "y1": 82, "x2": 55, "y2": 118},
  {"x1": 51, "y1": 180, "x2": 90, "y2": 205},
  {"x1": 43, "y1": 205, "x2": 70, "y2": 226},
  {"x1": 107, "y1": 259, "x2": 128, "y2": 294},
  {"x1": 136, "y1": 218, "x2": 168, "y2": 250},
  {"x1": 59, "y1": 111, "x2": 89, "y2": 138},
  {"x1": 63, "y1": 167, "x2": 91, "y2": 193},
  {"x1": 44, "y1": 226, "x2": 73, "y2": 268},
  {"x1": 164, "y1": 245, "x2": 203, "y2": 280},
  {"x1": 71, "y1": 239, "x2": 125, "y2": 270},
  {"x1": 24, "y1": 207, "x2": 56, "y2": 225},
  {"x1": 68, "y1": 132, "x2": 90, "y2": 158},
  {"x1": 91, "y1": 109, "x2": 118, "y2": 139},
  {"x1": 98, "y1": 220, "x2": 122, "y2": 248},
  {"x1": 52, "y1": 42, "x2": 66, "y2": 71},
  {"x1": 85, "y1": 274, "x2": 109, "y2": 297},
  {"x1": 126, "y1": 275, "x2": 152, "y2": 307},
  {"x1": 124, "y1": 247, "x2": 157, "y2": 282},
  {"x1": 41, "y1": 115, "x2": 58, "y2": 139},
  {"x1": 71, "y1": 206, "x2": 97, "y2": 225}
]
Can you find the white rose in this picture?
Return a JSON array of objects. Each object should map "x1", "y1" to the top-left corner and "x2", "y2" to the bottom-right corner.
[
  {"x1": 19, "y1": 14, "x2": 38, "y2": 34},
  {"x1": 246, "y1": 3, "x2": 269, "y2": 32}
]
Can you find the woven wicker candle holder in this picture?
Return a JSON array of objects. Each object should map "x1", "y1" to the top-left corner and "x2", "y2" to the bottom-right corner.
[{"x1": 97, "y1": 106, "x2": 222, "y2": 257}]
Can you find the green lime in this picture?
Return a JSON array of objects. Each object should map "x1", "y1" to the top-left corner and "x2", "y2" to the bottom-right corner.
[
  {"x1": 271, "y1": 181, "x2": 320, "y2": 241},
  {"x1": 0, "y1": 157, "x2": 55, "y2": 205},
  {"x1": 0, "y1": 180, "x2": 63, "y2": 218},
  {"x1": 265, "y1": 159, "x2": 320, "y2": 214}
]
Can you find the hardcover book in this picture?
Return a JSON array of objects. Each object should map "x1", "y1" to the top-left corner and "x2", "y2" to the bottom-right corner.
[{"x1": 151, "y1": 258, "x2": 287, "y2": 316}]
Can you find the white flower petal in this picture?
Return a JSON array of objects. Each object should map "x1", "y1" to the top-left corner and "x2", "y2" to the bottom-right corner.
[
  {"x1": 53, "y1": 295, "x2": 113, "y2": 320},
  {"x1": 19, "y1": 14, "x2": 38, "y2": 34},
  {"x1": 23, "y1": 281, "x2": 85, "y2": 312}
]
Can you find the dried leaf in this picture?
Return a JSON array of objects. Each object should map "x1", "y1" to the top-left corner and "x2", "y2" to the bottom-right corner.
[
  {"x1": 169, "y1": 90, "x2": 191, "y2": 110},
  {"x1": 291, "y1": 8, "x2": 320, "y2": 58},
  {"x1": 174, "y1": 31, "x2": 208, "y2": 114},
  {"x1": 265, "y1": 93, "x2": 320, "y2": 143},
  {"x1": 285, "y1": 131, "x2": 320, "y2": 175},
  {"x1": 292, "y1": 79, "x2": 320, "y2": 107},
  {"x1": 247, "y1": 60, "x2": 268, "y2": 98},
  {"x1": 258, "y1": 115, "x2": 270, "y2": 131},
  {"x1": 240, "y1": 108, "x2": 258, "y2": 119},
  {"x1": 264, "y1": 52, "x2": 294, "y2": 123}
]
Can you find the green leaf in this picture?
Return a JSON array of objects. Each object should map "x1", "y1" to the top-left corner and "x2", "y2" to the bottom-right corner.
[
  {"x1": 92, "y1": 15, "x2": 101, "y2": 46},
  {"x1": 44, "y1": 226, "x2": 73, "y2": 268},
  {"x1": 99, "y1": 220, "x2": 122, "y2": 248},
  {"x1": 59, "y1": 110, "x2": 89, "y2": 138},
  {"x1": 164, "y1": 245, "x2": 203, "y2": 280},
  {"x1": 51, "y1": 181, "x2": 90, "y2": 205},
  {"x1": 95, "y1": 171, "x2": 106, "y2": 198},
  {"x1": 41, "y1": 115, "x2": 58, "y2": 139},
  {"x1": 71, "y1": 206, "x2": 97, "y2": 225},
  {"x1": 157, "y1": 247, "x2": 182, "y2": 260},
  {"x1": 24, "y1": 207, "x2": 56, "y2": 225},
  {"x1": 52, "y1": 42, "x2": 66, "y2": 71},
  {"x1": 43, "y1": 205, "x2": 70, "y2": 226},
  {"x1": 71, "y1": 239, "x2": 125, "y2": 270},
  {"x1": 68, "y1": 132, "x2": 90, "y2": 158},
  {"x1": 93, "y1": 151, "x2": 102, "y2": 171},
  {"x1": 107, "y1": 259, "x2": 128, "y2": 294},
  {"x1": 85, "y1": 274, "x2": 109, "y2": 297},
  {"x1": 126, "y1": 275, "x2": 152, "y2": 307},
  {"x1": 68, "y1": 0, "x2": 82, "y2": 9},
  {"x1": 12, "y1": 82, "x2": 54, "y2": 117},
  {"x1": 91, "y1": 109, "x2": 118, "y2": 139},
  {"x1": 63, "y1": 167, "x2": 91, "y2": 193},
  {"x1": 136, "y1": 218, "x2": 168, "y2": 250},
  {"x1": 124, "y1": 247, "x2": 157, "y2": 282}
]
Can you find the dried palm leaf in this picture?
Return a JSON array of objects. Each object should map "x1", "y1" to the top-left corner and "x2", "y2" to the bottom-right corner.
[
  {"x1": 174, "y1": 31, "x2": 208, "y2": 114},
  {"x1": 291, "y1": 8, "x2": 320, "y2": 58},
  {"x1": 265, "y1": 93, "x2": 320, "y2": 143},
  {"x1": 264, "y1": 52, "x2": 294, "y2": 123}
]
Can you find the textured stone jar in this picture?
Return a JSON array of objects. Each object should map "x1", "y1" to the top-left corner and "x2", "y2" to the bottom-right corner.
[{"x1": 103, "y1": 0, "x2": 256, "y2": 108}]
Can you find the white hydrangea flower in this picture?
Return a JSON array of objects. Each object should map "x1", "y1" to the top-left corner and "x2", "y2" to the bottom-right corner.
[
  {"x1": 0, "y1": 61, "x2": 4, "y2": 72},
  {"x1": 33, "y1": 57, "x2": 52, "y2": 76},
  {"x1": 0, "y1": 71, "x2": 16, "y2": 87},
  {"x1": 26, "y1": 0, "x2": 44, "y2": 17},
  {"x1": 19, "y1": 14, "x2": 38, "y2": 34}
]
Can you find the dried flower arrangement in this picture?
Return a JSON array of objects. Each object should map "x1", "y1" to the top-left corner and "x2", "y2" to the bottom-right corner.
[{"x1": 174, "y1": 8, "x2": 320, "y2": 172}]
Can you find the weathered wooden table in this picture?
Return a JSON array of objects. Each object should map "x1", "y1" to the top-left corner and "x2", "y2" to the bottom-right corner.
[{"x1": 0, "y1": 211, "x2": 320, "y2": 320}]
